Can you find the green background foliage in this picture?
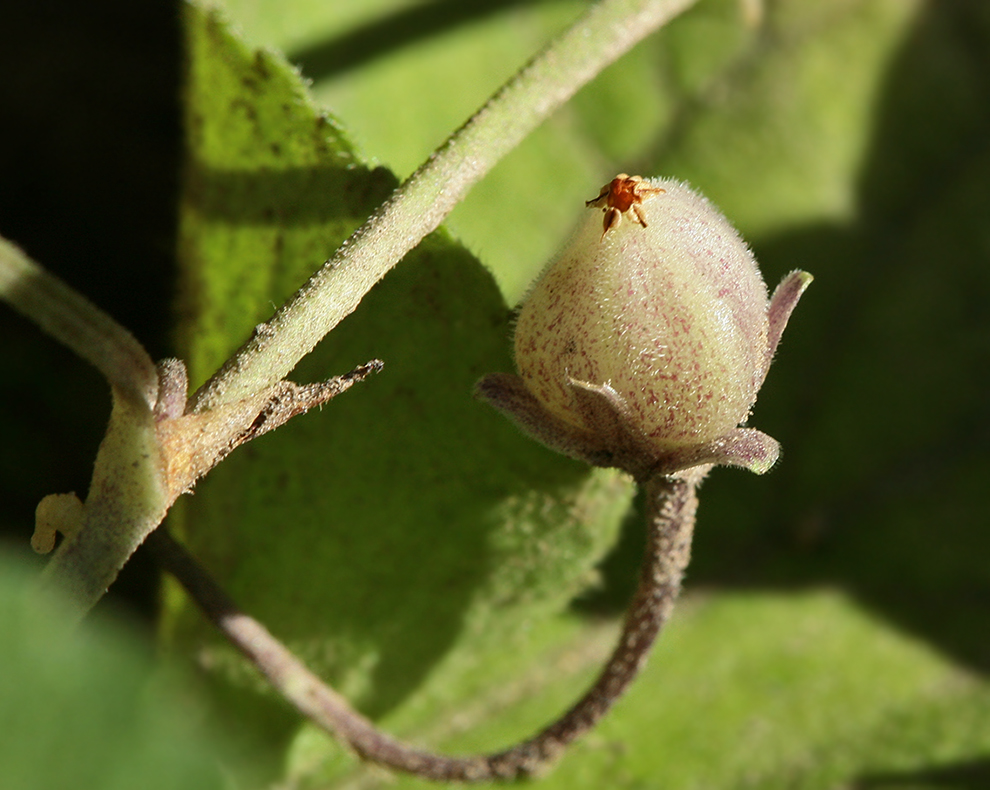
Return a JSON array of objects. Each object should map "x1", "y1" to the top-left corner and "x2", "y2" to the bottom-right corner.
[
  {"x1": 0, "y1": 554, "x2": 228, "y2": 790},
  {"x1": 2, "y1": 0, "x2": 989, "y2": 787}
]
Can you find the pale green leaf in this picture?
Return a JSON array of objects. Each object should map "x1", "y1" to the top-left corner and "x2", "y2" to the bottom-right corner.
[{"x1": 0, "y1": 549, "x2": 231, "y2": 790}]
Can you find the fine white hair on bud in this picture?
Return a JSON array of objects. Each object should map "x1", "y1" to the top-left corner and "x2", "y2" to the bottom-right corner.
[
  {"x1": 514, "y1": 176, "x2": 770, "y2": 452},
  {"x1": 478, "y1": 174, "x2": 810, "y2": 479}
]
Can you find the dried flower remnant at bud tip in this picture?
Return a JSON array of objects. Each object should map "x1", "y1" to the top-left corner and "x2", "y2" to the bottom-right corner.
[
  {"x1": 586, "y1": 173, "x2": 666, "y2": 237},
  {"x1": 478, "y1": 175, "x2": 812, "y2": 481}
]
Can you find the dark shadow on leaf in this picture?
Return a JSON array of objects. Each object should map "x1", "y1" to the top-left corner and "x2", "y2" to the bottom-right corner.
[
  {"x1": 853, "y1": 756, "x2": 990, "y2": 789},
  {"x1": 288, "y1": 0, "x2": 582, "y2": 82},
  {"x1": 186, "y1": 237, "x2": 598, "y2": 722},
  {"x1": 183, "y1": 158, "x2": 397, "y2": 225},
  {"x1": 574, "y1": 0, "x2": 990, "y2": 679}
]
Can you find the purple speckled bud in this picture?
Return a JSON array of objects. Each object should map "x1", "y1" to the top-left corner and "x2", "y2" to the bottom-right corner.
[
  {"x1": 477, "y1": 175, "x2": 809, "y2": 478},
  {"x1": 514, "y1": 177, "x2": 773, "y2": 452}
]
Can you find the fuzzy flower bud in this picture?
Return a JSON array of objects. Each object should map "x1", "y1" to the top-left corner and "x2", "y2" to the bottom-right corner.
[
  {"x1": 515, "y1": 176, "x2": 770, "y2": 451},
  {"x1": 478, "y1": 175, "x2": 811, "y2": 479}
]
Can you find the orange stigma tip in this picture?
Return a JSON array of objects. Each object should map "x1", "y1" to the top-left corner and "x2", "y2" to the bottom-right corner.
[{"x1": 586, "y1": 174, "x2": 666, "y2": 239}]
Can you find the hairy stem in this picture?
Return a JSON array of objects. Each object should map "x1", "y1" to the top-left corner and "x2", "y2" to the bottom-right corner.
[
  {"x1": 149, "y1": 467, "x2": 703, "y2": 781},
  {"x1": 191, "y1": 0, "x2": 696, "y2": 413}
]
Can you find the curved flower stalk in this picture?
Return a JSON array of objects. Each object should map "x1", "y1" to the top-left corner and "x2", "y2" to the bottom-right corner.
[{"x1": 150, "y1": 467, "x2": 702, "y2": 781}]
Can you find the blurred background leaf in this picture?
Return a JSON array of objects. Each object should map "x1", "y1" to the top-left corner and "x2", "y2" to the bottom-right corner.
[
  {"x1": 1, "y1": 0, "x2": 989, "y2": 788},
  {"x1": 0, "y1": 550, "x2": 234, "y2": 790}
]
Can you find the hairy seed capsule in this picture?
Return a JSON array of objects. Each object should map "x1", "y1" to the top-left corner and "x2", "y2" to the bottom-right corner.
[{"x1": 513, "y1": 177, "x2": 771, "y2": 452}]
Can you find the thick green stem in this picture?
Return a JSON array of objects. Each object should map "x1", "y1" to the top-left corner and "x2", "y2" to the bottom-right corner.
[
  {"x1": 38, "y1": 386, "x2": 169, "y2": 622},
  {"x1": 191, "y1": 0, "x2": 696, "y2": 412}
]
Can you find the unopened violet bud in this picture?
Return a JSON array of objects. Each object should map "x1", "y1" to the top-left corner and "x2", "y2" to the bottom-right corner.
[
  {"x1": 478, "y1": 174, "x2": 810, "y2": 478},
  {"x1": 516, "y1": 175, "x2": 769, "y2": 450}
]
